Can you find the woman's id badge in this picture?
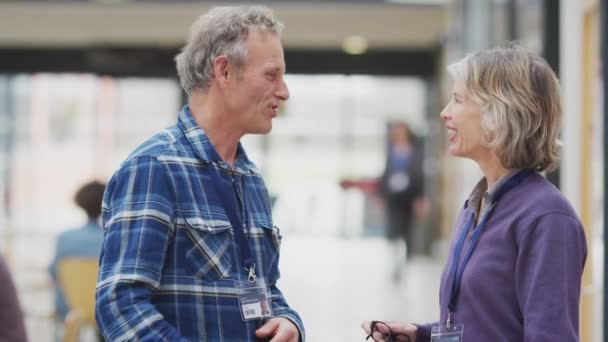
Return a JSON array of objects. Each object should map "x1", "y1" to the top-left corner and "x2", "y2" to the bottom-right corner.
[
  {"x1": 431, "y1": 324, "x2": 464, "y2": 342},
  {"x1": 235, "y1": 281, "x2": 273, "y2": 321}
]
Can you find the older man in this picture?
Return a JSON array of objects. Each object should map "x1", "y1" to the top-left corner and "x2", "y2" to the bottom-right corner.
[{"x1": 96, "y1": 6, "x2": 304, "y2": 342}]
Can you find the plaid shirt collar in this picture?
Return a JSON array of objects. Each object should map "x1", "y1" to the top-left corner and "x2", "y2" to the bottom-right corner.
[{"x1": 177, "y1": 105, "x2": 260, "y2": 175}]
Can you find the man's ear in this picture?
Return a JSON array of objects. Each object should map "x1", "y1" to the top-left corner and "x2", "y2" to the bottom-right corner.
[{"x1": 212, "y1": 55, "x2": 230, "y2": 87}]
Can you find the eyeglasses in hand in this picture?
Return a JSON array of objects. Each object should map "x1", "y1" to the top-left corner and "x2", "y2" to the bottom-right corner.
[{"x1": 365, "y1": 321, "x2": 411, "y2": 342}]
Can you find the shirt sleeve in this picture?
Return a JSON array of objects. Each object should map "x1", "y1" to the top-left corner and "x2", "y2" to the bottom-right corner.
[
  {"x1": 412, "y1": 322, "x2": 437, "y2": 342},
  {"x1": 95, "y1": 156, "x2": 188, "y2": 342},
  {"x1": 516, "y1": 212, "x2": 587, "y2": 342},
  {"x1": 268, "y1": 284, "x2": 306, "y2": 341},
  {"x1": 48, "y1": 232, "x2": 68, "y2": 281},
  {"x1": 263, "y1": 224, "x2": 305, "y2": 341},
  {"x1": 48, "y1": 243, "x2": 59, "y2": 281}
]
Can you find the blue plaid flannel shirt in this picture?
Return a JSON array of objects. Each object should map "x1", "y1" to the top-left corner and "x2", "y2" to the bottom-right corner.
[{"x1": 96, "y1": 106, "x2": 305, "y2": 341}]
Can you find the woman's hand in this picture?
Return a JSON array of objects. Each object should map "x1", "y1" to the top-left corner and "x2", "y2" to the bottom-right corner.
[{"x1": 361, "y1": 320, "x2": 417, "y2": 342}]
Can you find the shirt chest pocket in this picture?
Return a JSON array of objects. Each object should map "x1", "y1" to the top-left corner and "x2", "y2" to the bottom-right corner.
[
  {"x1": 182, "y1": 214, "x2": 233, "y2": 280},
  {"x1": 252, "y1": 222, "x2": 282, "y2": 285}
]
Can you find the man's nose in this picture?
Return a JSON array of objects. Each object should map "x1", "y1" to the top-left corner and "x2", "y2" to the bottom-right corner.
[{"x1": 276, "y1": 77, "x2": 289, "y2": 101}]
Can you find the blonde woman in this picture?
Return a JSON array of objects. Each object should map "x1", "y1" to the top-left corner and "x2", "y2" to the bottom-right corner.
[{"x1": 363, "y1": 44, "x2": 587, "y2": 342}]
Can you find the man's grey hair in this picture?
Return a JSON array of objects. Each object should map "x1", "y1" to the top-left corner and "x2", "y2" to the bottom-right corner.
[{"x1": 175, "y1": 5, "x2": 284, "y2": 96}]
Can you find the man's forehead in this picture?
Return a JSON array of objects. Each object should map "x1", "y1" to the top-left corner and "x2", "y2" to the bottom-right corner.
[
  {"x1": 242, "y1": 36, "x2": 285, "y2": 70},
  {"x1": 244, "y1": 28, "x2": 281, "y2": 44}
]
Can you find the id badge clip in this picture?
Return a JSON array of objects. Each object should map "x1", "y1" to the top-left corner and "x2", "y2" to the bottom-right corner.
[
  {"x1": 235, "y1": 275, "x2": 273, "y2": 321},
  {"x1": 431, "y1": 325, "x2": 464, "y2": 342},
  {"x1": 431, "y1": 311, "x2": 463, "y2": 342}
]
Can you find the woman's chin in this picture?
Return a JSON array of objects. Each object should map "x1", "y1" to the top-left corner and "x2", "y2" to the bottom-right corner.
[{"x1": 447, "y1": 146, "x2": 461, "y2": 157}]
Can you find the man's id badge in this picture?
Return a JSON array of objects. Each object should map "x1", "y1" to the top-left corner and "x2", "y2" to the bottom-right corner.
[
  {"x1": 431, "y1": 324, "x2": 464, "y2": 342},
  {"x1": 235, "y1": 281, "x2": 273, "y2": 321}
]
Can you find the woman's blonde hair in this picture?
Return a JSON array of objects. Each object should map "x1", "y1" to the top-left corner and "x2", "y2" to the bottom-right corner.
[{"x1": 447, "y1": 44, "x2": 561, "y2": 171}]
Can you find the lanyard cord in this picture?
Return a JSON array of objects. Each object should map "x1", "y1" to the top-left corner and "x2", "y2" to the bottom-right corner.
[
  {"x1": 207, "y1": 161, "x2": 256, "y2": 284},
  {"x1": 446, "y1": 169, "x2": 533, "y2": 327}
]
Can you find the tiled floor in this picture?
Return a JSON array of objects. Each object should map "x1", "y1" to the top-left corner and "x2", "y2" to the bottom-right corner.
[{"x1": 277, "y1": 235, "x2": 443, "y2": 342}]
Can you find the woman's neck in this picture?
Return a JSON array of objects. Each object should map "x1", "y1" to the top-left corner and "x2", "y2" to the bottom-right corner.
[{"x1": 476, "y1": 154, "x2": 511, "y2": 189}]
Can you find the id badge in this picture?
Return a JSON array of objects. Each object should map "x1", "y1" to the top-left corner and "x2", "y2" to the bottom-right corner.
[
  {"x1": 431, "y1": 324, "x2": 464, "y2": 342},
  {"x1": 388, "y1": 172, "x2": 410, "y2": 192},
  {"x1": 235, "y1": 281, "x2": 273, "y2": 321}
]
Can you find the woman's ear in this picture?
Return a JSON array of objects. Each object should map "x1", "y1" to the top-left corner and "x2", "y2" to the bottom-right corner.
[{"x1": 480, "y1": 105, "x2": 499, "y2": 146}]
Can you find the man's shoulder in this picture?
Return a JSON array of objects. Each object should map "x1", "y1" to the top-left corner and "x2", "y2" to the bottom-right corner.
[
  {"x1": 56, "y1": 226, "x2": 103, "y2": 256},
  {"x1": 129, "y1": 125, "x2": 185, "y2": 159},
  {"x1": 58, "y1": 224, "x2": 103, "y2": 240},
  {"x1": 116, "y1": 125, "x2": 194, "y2": 169}
]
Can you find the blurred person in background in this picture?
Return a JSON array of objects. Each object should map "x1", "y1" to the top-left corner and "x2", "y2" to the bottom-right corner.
[
  {"x1": 95, "y1": 5, "x2": 303, "y2": 342},
  {"x1": 0, "y1": 254, "x2": 28, "y2": 342},
  {"x1": 49, "y1": 181, "x2": 105, "y2": 321},
  {"x1": 363, "y1": 44, "x2": 586, "y2": 341},
  {"x1": 378, "y1": 122, "x2": 425, "y2": 282}
]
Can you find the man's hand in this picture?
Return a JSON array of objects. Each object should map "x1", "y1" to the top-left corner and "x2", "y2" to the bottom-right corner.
[
  {"x1": 255, "y1": 317, "x2": 299, "y2": 342},
  {"x1": 361, "y1": 320, "x2": 417, "y2": 342}
]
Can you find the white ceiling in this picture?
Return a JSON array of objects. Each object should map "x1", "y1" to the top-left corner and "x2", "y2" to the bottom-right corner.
[{"x1": 0, "y1": 3, "x2": 446, "y2": 49}]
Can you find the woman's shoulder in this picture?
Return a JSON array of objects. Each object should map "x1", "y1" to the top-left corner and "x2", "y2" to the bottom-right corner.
[
  {"x1": 508, "y1": 173, "x2": 583, "y2": 233},
  {"x1": 518, "y1": 173, "x2": 577, "y2": 214}
]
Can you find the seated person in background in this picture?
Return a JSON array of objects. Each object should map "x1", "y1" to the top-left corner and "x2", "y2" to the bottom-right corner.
[{"x1": 49, "y1": 180, "x2": 106, "y2": 320}]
